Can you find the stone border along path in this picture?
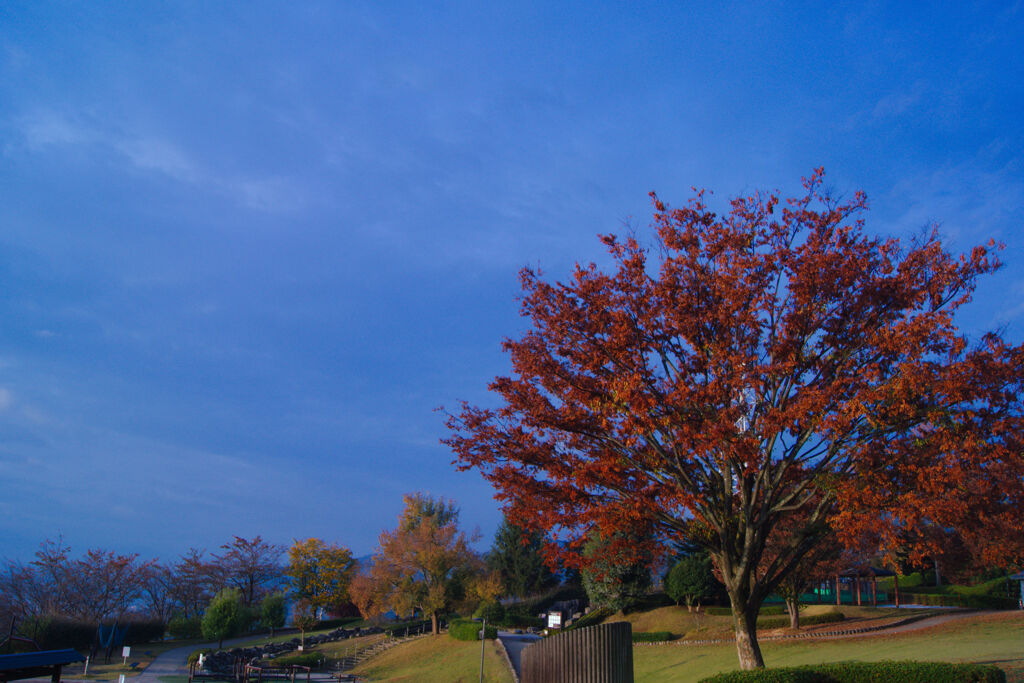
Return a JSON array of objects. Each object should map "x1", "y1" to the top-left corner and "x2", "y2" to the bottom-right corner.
[{"x1": 634, "y1": 610, "x2": 987, "y2": 646}]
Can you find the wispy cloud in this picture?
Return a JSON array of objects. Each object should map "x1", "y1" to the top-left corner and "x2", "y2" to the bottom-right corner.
[{"x1": 12, "y1": 110, "x2": 304, "y2": 213}]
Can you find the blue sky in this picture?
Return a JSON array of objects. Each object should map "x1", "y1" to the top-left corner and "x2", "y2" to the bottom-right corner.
[{"x1": 1, "y1": 1, "x2": 1022, "y2": 562}]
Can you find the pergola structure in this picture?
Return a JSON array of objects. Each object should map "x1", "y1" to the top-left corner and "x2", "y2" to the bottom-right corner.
[
  {"x1": 0, "y1": 650, "x2": 85, "y2": 683},
  {"x1": 833, "y1": 566, "x2": 898, "y2": 607}
]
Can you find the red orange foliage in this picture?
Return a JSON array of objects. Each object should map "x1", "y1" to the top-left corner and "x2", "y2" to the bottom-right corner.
[{"x1": 444, "y1": 170, "x2": 1024, "y2": 668}]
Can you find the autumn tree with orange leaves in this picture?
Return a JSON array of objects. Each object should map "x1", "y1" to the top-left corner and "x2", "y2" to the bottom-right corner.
[
  {"x1": 445, "y1": 170, "x2": 1024, "y2": 669},
  {"x1": 351, "y1": 493, "x2": 478, "y2": 634}
]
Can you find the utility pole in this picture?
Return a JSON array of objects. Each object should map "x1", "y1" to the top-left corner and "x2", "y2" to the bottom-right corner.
[{"x1": 479, "y1": 616, "x2": 487, "y2": 683}]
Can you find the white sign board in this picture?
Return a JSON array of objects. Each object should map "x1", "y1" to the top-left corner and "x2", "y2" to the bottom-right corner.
[
  {"x1": 547, "y1": 611, "x2": 562, "y2": 629},
  {"x1": 122, "y1": 646, "x2": 131, "y2": 658}
]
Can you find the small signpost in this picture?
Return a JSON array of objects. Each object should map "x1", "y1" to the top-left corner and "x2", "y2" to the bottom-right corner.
[
  {"x1": 546, "y1": 611, "x2": 562, "y2": 630},
  {"x1": 122, "y1": 647, "x2": 130, "y2": 665}
]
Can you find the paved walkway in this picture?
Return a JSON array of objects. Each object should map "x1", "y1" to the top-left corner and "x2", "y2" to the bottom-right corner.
[{"x1": 496, "y1": 631, "x2": 541, "y2": 680}]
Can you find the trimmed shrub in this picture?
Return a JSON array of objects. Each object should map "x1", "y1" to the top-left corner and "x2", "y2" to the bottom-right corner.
[
  {"x1": 448, "y1": 618, "x2": 496, "y2": 641},
  {"x1": 271, "y1": 653, "x2": 323, "y2": 667},
  {"x1": 898, "y1": 592, "x2": 1017, "y2": 610},
  {"x1": 497, "y1": 615, "x2": 545, "y2": 630},
  {"x1": 632, "y1": 631, "x2": 673, "y2": 642},
  {"x1": 756, "y1": 612, "x2": 845, "y2": 630},
  {"x1": 699, "y1": 660, "x2": 1006, "y2": 682},
  {"x1": 706, "y1": 605, "x2": 786, "y2": 617}
]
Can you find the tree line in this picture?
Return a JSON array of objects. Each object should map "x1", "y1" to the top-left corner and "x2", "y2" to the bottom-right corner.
[{"x1": 0, "y1": 496, "x2": 569, "y2": 644}]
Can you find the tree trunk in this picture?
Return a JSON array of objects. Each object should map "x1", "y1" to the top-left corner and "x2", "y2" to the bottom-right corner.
[
  {"x1": 786, "y1": 598, "x2": 800, "y2": 629},
  {"x1": 730, "y1": 600, "x2": 765, "y2": 669},
  {"x1": 430, "y1": 612, "x2": 439, "y2": 635},
  {"x1": 934, "y1": 558, "x2": 942, "y2": 587}
]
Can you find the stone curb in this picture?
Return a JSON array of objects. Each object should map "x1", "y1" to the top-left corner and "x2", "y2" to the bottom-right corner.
[{"x1": 495, "y1": 637, "x2": 520, "y2": 683}]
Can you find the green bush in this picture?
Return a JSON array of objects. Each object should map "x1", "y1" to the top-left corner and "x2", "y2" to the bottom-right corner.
[
  {"x1": 632, "y1": 631, "x2": 673, "y2": 642},
  {"x1": 898, "y1": 592, "x2": 1017, "y2": 609},
  {"x1": 699, "y1": 660, "x2": 1006, "y2": 682},
  {"x1": 187, "y1": 649, "x2": 213, "y2": 666},
  {"x1": 271, "y1": 653, "x2": 322, "y2": 667},
  {"x1": 168, "y1": 615, "x2": 203, "y2": 639},
  {"x1": 756, "y1": 612, "x2": 845, "y2": 630},
  {"x1": 497, "y1": 615, "x2": 545, "y2": 629},
  {"x1": 448, "y1": 618, "x2": 496, "y2": 641}
]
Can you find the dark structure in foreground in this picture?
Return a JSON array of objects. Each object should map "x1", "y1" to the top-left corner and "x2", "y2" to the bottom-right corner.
[
  {"x1": 521, "y1": 622, "x2": 633, "y2": 683},
  {"x1": 0, "y1": 650, "x2": 85, "y2": 683}
]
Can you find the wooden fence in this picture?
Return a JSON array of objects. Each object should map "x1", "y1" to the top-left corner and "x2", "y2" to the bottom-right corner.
[{"x1": 520, "y1": 622, "x2": 633, "y2": 683}]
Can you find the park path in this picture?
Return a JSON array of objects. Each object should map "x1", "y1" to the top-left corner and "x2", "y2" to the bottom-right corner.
[
  {"x1": 812, "y1": 609, "x2": 987, "y2": 640},
  {"x1": 497, "y1": 631, "x2": 541, "y2": 680}
]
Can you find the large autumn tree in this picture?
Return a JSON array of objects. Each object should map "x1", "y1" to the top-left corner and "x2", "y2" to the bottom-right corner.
[
  {"x1": 445, "y1": 170, "x2": 1024, "y2": 669},
  {"x1": 351, "y1": 493, "x2": 477, "y2": 634}
]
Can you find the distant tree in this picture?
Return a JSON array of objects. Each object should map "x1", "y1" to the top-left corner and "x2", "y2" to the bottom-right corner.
[
  {"x1": 291, "y1": 599, "x2": 319, "y2": 649},
  {"x1": 354, "y1": 493, "x2": 478, "y2": 634},
  {"x1": 215, "y1": 536, "x2": 284, "y2": 607},
  {"x1": 581, "y1": 531, "x2": 651, "y2": 612},
  {"x1": 259, "y1": 592, "x2": 287, "y2": 636},
  {"x1": 201, "y1": 588, "x2": 245, "y2": 649},
  {"x1": 168, "y1": 549, "x2": 223, "y2": 620},
  {"x1": 0, "y1": 538, "x2": 152, "y2": 623},
  {"x1": 286, "y1": 538, "x2": 357, "y2": 616},
  {"x1": 666, "y1": 552, "x2": 716, "y2": 611},
  {"x1": 486, "y1": 518, "x2": 557, "y2": 600},
  {"x1": 140, "y1": 563, "x2": 177, "y2": 625}
]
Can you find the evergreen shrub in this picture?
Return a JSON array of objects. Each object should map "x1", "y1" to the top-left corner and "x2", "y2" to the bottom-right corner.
[{"x1": 447, "y1": 618, "x2": 496, "y2": 641}]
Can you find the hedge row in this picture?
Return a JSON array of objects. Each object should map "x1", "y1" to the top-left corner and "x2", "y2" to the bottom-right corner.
[
  {"x1": 564, "y1": 607, "x2": 612, "y2": 631},
  {"x1": 447, "y1": 619, "x2": 496, "y2": 641},
  {"x1": 632, "y1": 631, "x2": 673, "y2": 642},
  {"x1": 699, "y1": 660, "x2": 1005, "y2": 682},
  {"x1": 756, "y1": 612, "x2": 845, "y2": 630},
  {"x1": 706, "y1": 605, "x2": 786, "y2": 617},
  {"x1": 898, "y1": 592, "x2": 1018, "y2": 610},
  {"x1": 271, "y1": 652, "x2": 323, "y2": 667},
  {"x1": 18, "y1": 617, "x2": 165, "y2": 649}
]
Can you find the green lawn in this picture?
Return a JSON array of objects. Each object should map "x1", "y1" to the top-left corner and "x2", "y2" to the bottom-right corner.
[
  {"x1": 633, "y1": 611, "x2": 1024, "y2": 682},
  {"x1": 348, "y1": 634, "x2": 513, "y2": 683}
]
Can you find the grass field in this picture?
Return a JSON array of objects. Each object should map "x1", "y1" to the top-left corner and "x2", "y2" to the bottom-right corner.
[
  {"x1": 632, "y1": 611, "x2": 1024, "y2": 682},
  {"x1": 347, "y1": 634, "x2": 513, "y2": 683},
  {"x1": 601, "y1": 603, "x2": 936, "y2": 640}
]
